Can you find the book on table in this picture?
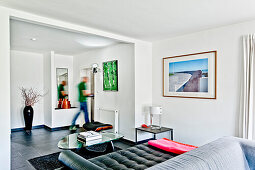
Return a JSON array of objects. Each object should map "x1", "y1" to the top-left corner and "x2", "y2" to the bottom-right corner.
[
  {"x1": 78, "y1": 131, "x2": 102, "y2": 142},
  {"x1": 77, "y1": 138, "x2": 103, "y2": 145}
]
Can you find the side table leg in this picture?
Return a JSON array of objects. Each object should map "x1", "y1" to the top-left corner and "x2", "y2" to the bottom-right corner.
[
  {"x1": 170, "y1": 130, "x2": 173, "y2": 140},
  {"x1": 106, "y1": 141, "x2": 114, "y2": 153},
  {"x1": 135, "y1": 129, "x2": 138, "y2": 144}
]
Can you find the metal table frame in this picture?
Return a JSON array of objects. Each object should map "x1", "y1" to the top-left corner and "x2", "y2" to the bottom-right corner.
[{"x1": 135, "y1": 126, "x2": 173, "y2": 143}]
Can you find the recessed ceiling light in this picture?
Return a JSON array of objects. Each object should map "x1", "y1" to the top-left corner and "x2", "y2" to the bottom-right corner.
[{"x1": 30, "y1": 38, "x2": 37, "y2": 41}]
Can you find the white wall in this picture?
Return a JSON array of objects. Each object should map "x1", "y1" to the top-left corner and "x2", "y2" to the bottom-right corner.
[
  {"x1": 10, "y1": 50, "x2": 44, "y2": 129},
  {"x1": 53, "y1": 53, "x2": 74, "y2": 107},
  {"x1": 43, "y1": 52, "x2": 52, "y2": 127},
  {"x1": 134, "y1": 43, "x2": 153, "y2": 142},
  {"x1": 134, "y1": 43, "x2": 153, "y2": 126},
  {"x1": 0, "y1": 7, "x2": 10, "y2": 169},
  {"x1": 51, "y1": 53, "x2": 80, "y2": 128},
  {"x1": 152, "y1": 20, "x2": 255, "y2": 146},
  {"x1": 74, "y1": 44, "x2": 135, "y2": 141}
]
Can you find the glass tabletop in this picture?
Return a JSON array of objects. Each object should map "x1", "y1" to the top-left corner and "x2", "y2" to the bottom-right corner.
[{"x1": 58, "y1": 132, "x2": 124, "y2": 149}]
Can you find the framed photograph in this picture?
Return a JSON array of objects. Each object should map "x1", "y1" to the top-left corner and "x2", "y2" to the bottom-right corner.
[
  {"x1": 103, "y1": 60, "x2": 118, "y2": 91},
  {"x1": 163, "y1": 51, "x2": 217, "y2": 99}
]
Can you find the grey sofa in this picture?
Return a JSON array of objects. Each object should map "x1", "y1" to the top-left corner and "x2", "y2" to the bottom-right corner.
[{"x1": 59, "y1": 137, "x2": 255, "y2": 170}]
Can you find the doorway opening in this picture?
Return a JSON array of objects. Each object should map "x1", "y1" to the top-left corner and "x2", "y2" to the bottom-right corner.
[{"x1": 10, "y1": 18, "x2": 135, "y2": 169}]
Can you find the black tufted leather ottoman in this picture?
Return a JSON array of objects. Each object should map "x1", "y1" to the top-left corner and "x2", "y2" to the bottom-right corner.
[
  {"x1": 89, "y1": 144, "x2": 177, "y2": 169},
  {"x1": 59, "y1": 143, "x2": 178, "y2": 170}
]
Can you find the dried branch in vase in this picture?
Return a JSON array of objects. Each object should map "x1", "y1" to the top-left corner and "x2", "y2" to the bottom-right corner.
[{"x1": 20, "y1": 87, "x2": 45, "y2": 106}]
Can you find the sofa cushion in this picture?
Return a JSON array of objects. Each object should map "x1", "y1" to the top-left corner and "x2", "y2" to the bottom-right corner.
[
  {"x1": 148, "y1": 138, "x2": 198, "y2": 154},
  {"x1": 88, "y1": 143, "x2": 177, "y2": 170},
  {"x1": 83, "y1": 122, "x2": 113, "y2": 132},
  {"x1": 147, "y1": 137, "x2": 250, "y2": 170}
]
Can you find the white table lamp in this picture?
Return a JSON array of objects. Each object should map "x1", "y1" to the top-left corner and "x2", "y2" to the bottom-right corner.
[{"x1": 150, "y1": 106, "x2": 162, "y2": 129}]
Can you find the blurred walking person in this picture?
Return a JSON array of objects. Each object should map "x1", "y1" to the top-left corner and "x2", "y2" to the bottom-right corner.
[
  {"x1": 58, "y1": 81, "x2": 68, "y2": 100},
  {"x1": 70, "y1": 77, "x2": 91, "y2": 131}
]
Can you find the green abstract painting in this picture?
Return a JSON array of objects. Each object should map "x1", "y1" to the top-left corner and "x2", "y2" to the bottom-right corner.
[{"x1": 103, "y1": 60, "x2": 118, "y2": 91}]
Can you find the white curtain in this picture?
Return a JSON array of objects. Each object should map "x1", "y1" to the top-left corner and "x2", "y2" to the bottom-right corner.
[{"x1": 241, "y1": 34, "x2": 255, "y2": 140}]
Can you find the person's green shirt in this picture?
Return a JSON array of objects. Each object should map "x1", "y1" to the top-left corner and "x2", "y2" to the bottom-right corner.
[
  {"x1": 78, "y1": 82, "x2": 87, "y2": 102},
  {"x1": 58, "y1": 84, "x2": 65, "y2": 100}
]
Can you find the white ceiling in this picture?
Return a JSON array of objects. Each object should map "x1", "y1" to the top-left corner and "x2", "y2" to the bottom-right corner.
[
  {"x1": 10, "y1": 19, "x2": 121, "y2": 55},
  {"x1": 2, "y1": 0, "x2": 255, "y2": 41}
]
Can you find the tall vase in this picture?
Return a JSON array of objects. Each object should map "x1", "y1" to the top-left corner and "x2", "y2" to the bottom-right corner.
[
  {"x1": 23, "y1": 105, "x2": 34, "y2": 133},
  {"x1": 62, "y1": 99, "x2": 69, "y2": 109}
]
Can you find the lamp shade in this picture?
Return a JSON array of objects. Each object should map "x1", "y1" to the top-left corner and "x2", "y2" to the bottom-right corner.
[{"x1": 150, "y1": 106, "x2": 162, "y2": 115}]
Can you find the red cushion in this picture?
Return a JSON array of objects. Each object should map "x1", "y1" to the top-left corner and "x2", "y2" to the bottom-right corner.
[{"x1": 148, "y1": 138, "x2": 198, "y2": 154}]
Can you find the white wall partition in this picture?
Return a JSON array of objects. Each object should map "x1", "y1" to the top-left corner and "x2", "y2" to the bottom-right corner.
[
  {"x1": 43, "y1": 52, "x2": 52, "y2": 127},
  {"x1": 51, "y1": 53, "x2": 79, "y2": 128},
  {"x1": 43, "y1": 51, "x2": 80, "y2": 128},
  {"x1": 134, "y1": 43, "x2": 153, "y2": 127}
]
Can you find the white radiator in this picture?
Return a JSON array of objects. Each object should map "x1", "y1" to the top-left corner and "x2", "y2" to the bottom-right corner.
[{"x1": 97, "y1": 108, "x2": 119, "y2": 134}]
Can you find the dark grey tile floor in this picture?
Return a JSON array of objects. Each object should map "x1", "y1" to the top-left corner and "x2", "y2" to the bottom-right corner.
[{"x1": 11, "y1": 128, "x2": 133, "y2": 170}]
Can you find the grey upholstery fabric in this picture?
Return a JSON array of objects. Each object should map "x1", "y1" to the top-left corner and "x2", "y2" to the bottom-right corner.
[
  {"x1": 147, "y1": 137, "x2": 251, "y2": 170},
  {"x1": 237, "y1": 137, "x2": 255, "y2": 170},
  {"x1": 89, "y1": 144, "x2": 176, "y2": 170},
  {"x1": 59, "y1": 150, "x2": 104, "y2": 170}
]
